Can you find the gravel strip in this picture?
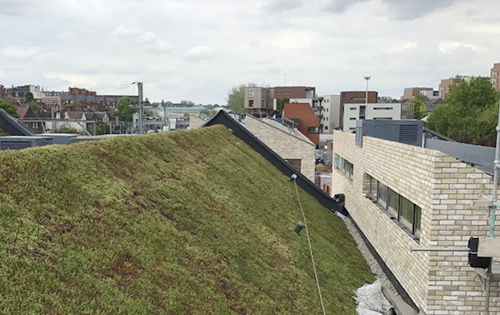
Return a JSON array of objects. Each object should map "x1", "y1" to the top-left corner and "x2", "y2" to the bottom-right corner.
[{"x1": 342, "y1": 216, "x2": 397, "y2": 294}]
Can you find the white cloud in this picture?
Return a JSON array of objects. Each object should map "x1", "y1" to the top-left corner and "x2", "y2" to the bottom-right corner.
[
  {"x1": 1, "y1": 0, "x2": 500, "y2": 104},
  {"x1": 184, "y1": 46, "x2": 217, "y2": 61},
  {"x1": 110, "y1": 25, "x2": 173, "y2": 54}
]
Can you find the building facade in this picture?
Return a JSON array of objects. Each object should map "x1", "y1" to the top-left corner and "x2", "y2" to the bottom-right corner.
[
  {"x1": 491, "y1": 63, "x2": 500, "y2": 91},
  {"x1": 284, "y1": 103, "x2": 320, "y2": 145},
  {"x1": 439, "y1": 76, "x2": 471, "y2": 99},
  {"x1": 332, "y1": 131, "x2": 499, "y2": 314},
  {"x1": 244, "y1": 86, "x2": 316, "y2": 117},
  {"x1": 340, "y1": 91, "x2": 378, "y2": 130},
  {"x1": 402, "y1": 87, "x2": 434, "y2": 100},
  {"x1": 342, "y1": 103, "x2": 401, "y2": 132},
  {"x1": 244, "y1": 115, "x2": 316, "y2": 181},
  {"x1": 320, "y1": 95, "x2": 341, "y2": 133}
]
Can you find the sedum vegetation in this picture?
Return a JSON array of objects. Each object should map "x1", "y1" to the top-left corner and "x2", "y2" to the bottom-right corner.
[{"x1": 0, "y1": 126, "x2": 373, "y2": 314}]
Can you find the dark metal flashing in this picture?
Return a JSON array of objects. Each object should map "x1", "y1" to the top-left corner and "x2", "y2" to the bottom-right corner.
[
  {"x1": 0, "y1": 109, "x2": 35, "y2": 136},
  {"x1": 203, "y1": 110, "x2": 342, "y2": 214},
  {"x1": 346, "y1": 214, "x2": 420, "y2": 312}
]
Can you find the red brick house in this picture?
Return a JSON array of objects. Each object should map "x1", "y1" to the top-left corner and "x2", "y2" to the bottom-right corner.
[{"x1": 283, "y1": 103, "x2": 320, "y2": 146}]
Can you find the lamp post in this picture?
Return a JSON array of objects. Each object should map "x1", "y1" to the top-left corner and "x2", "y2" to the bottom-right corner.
[{"x1": 364, "y1": 76, "x2": 371, "y2": 104}]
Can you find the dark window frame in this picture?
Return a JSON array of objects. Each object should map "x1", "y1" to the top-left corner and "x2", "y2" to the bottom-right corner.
[{"x1": 365, "y1": 174, "x2": 421, "y2": 241}]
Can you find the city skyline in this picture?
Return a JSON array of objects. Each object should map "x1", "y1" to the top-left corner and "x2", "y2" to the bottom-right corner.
[{"x1": 1, "y1": 0, "x2": 500, "y2": 104}]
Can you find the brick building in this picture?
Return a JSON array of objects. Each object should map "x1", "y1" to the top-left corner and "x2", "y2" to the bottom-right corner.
[
  {"x1": 332, "y1": 130, "x2": 499, "y2": 314},
  {"x1": 284, "y1": 103, "x2": 320, "y2": 146},
  {"x1": 439, "y1": 76, "x2": 471, "y2": 99},
  {"x1": 491, "y1": 63, "x2": 500, "y2": 91},
  {"x1": 244, "y1": 86, "x2": 316, "y2": 116}
]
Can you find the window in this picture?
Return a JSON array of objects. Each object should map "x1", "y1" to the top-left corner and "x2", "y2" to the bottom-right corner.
[
  {"x1": 335, "y1": 154, "x2": 353, "y2": 180},
  {"x1": 308, "y1": 126, "x2": 320, "y2": 134},
  {"x1": 248, "y1": 90, "x2": 254, "y2": 98},
  {"x1": 350, "y1": 117, "x2": 356, "y2": 120},
  {"x1": 373, "y1": 107, "x2": 393, "y2": 110},
  {"x1": 248, "y1": 100, "x2": 254, "y2": 107},
  {"x1": 365, "y1": 174, "x2": 421, "y2": 240},
  {"x1": 359, "y1": 106, "x2": 366, "y2": 119},
  {"x1": 350, "y1": 107, "x2": 356, "y2": 110}
]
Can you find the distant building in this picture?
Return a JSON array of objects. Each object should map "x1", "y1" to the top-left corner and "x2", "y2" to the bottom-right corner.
[
  {"x1": 319, "y1": 95, "x2": 340, "y2": 133},
  {"x1": 283, "y1": 103, "x2": 320, "y2": 145},
  {"x1": 244, "y1": 87, "x2": 273, "y2": 116},
  {"x1": 438, "y1": 76, "x2": 471, "y2": 99},
  {"x1": 244, "y1": 86, "x2": 316, "y2": 117},
  {"x1": 339, "y1": 91, "x2": 378, "y2": 130},
  {"x1": 491, "y1": 62, "x2": 500, "y2": 91},
  {"x1": 0, "y1": 85, "x2": 6, "y2": 98},
  {"x1": 342, "y1": 103, "x2": 401, "y2": 132},
  {"x1": 401, "y1": 87, "x2": 434, "y2": 100}
]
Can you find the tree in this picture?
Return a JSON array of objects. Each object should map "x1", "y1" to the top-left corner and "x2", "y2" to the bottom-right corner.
[
  {"x1": 276, "y1": 98, "x2": 289, "y2": 114},
  {"x1": 410, "y1": 94, "x2": 428, "y2": 120},
  {"x1": 427, "y1": 77, "x2": 500, "y2": 146},
  {"x1": 0, "y1": 98, "x2": 19, "y2": 117},
  {"x1": 115, "y1": 97, "x2": 137, "y2": 122},
  {"x1": 25, "y1": 91, "x2": 34, "y2": 104},
  {"x1": 180, "y1": 100, "x2": 195, "y2": 107},
  {"x1": 226, "y1": 83, "x2": 257, "y2": 114}
]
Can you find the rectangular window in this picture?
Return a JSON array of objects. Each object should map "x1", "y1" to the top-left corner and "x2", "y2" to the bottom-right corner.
[
  {"x1": 308, "y1": 126, "x2": 320, "y2": 134},
  {"x1": 350, "y1": 107, "x2": 356, "y2": 110},
  {"x1": 335, "y1": 154, "x2": 353, "y2": 180},
  {"x1": 368, "y1": 176, "x2": 378, "y2": 200},
  {"x1": 248, "y1": 90, "x2": 254, "y2": 98},
  {"x1": 373, "y1": 107, "x2": 393, "y2": 110},
  {"x1": 248, "y1": 100, "x2": 254, "y2": 107},
  {"x1": 365, "y1": 174, "x2": 421, "y2": 241},
  {"x1": 359, "y1": 106, "x2": 366, "y2": 119},
  {"x1": 400, "y1": 196, "x2": 414, "y2": 231},
  {"x1": 377, "y1": 182, "x2": 387, "y2": 209},
  {"x1": 387, "y1": 188, "x2": 399, "y2": 218}
]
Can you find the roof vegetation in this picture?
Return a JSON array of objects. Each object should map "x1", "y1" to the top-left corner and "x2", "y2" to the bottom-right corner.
[{"x1": 0, "y1": 125, "x2": 373, "y2": 314}]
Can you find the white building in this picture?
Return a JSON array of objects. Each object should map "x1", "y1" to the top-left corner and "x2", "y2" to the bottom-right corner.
[
  {"x1": 342, "y1": 103, "x2": 401, "y2": 132},
  {"x1": 320, "y1": 95, "x2": 340, "y2": 133}
]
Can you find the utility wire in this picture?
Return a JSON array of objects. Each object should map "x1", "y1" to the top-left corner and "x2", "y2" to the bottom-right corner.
[{"x1": 293, "y1": 177, "x2": 327, "y2": 315}]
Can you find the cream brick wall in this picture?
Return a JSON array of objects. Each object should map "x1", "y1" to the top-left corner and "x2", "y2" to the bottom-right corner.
[
  {"x1": 332, "y1": 131, "x2": 499, "y2": 314},
  {"x1": 245, "y1": 116, "x2": 316, "y2": 182},
  {"x1": 189, "y1": 115, "x2": 205, "y2": 130}
]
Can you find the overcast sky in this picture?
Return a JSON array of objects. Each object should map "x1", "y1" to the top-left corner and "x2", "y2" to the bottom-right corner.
[{"x1": 1, "y1": 0, "x2": 499, "y2": 104}]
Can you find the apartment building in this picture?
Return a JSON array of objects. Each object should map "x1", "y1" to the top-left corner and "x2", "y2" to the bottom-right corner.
[
  {"x1": 319, "y1": 95, "x2": 341, "y2": 133},
  {"x1": 332, "y1": 129, "x2": 499, "y2": 314},
  {"x1": 439, "y1": 76, "x2": 471, "y2": 99},
  {"x1": 342, "y1": 102, "x2": 401, "y2": 132},
  {"x1": 244, "y1": 86, "x2": 316, "y2": 116},
  {"x1": 283, "y1": 103, "x2": 320, "y2": 146},
  {"x1": 339, "y1": 91, "x2": 378, "y2": 130},
  {"x1": 491, "y1": 63, "x2": 500, "y2": 91},
  {"x1": 401, "y1": 87, "x2": 434, "y2": 100}
]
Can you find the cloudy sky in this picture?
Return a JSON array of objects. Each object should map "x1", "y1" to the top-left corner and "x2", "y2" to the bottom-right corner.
[{"x1": 1, "y1": 0, "x2": 499, "y2": 104}]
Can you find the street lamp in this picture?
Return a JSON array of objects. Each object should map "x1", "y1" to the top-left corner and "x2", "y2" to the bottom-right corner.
[{"x1": 364, "y1": 76, "x2": 371, "y2": 104}]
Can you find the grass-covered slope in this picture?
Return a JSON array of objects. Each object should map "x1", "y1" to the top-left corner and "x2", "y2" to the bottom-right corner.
[{"x1": 0, "y1": 126, "x2": 374, "y2": 314}]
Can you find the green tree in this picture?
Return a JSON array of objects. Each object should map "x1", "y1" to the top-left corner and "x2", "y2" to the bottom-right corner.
[
  {"x1": 0, "y1": 98, "x2": 19, "y2": 117},
  {"x1": 115, "y1": 97, "x2": 137, "y2": 122},
  {"x1": 27, "y1": 100, "x2": 38, "y2": 110},
  {"x1": 226, "y1": 83, "x2": 257, "y2": 114},
  {"x1": 276, "y1": 98, "x2": 289, "y2": 114},
  {"x1": 410, "y1": 94, "x2": 428, "y2": 120},
  {"x1": 427, "y1": 77, "x2": 500, "y2": 146},
  {"x1": 180, "y1": 100, "x2": 195, "y2": 107},
  {"x1": 25, "y1": 91, "x2": 34, "y2": 104}
]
